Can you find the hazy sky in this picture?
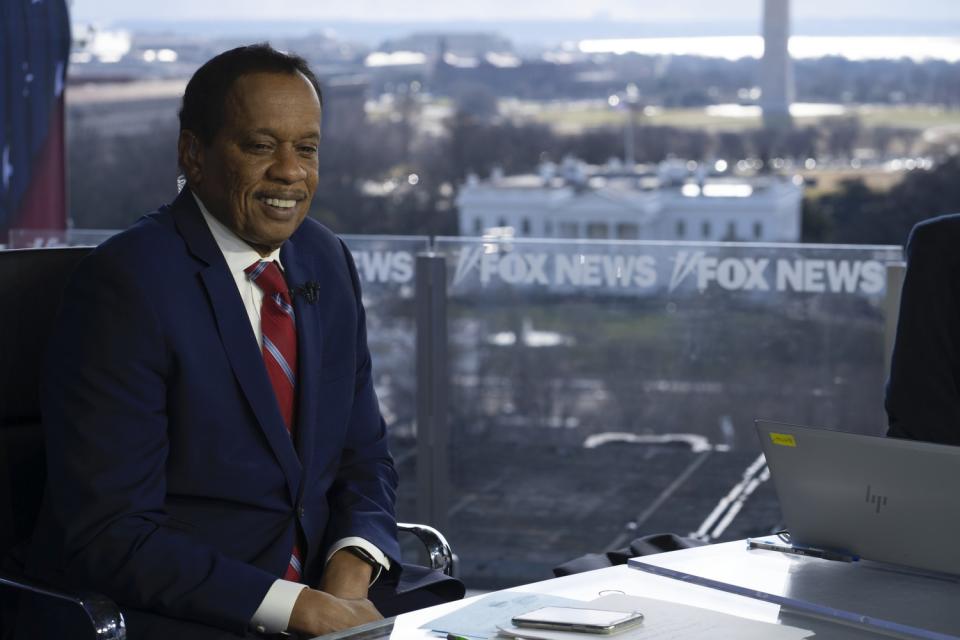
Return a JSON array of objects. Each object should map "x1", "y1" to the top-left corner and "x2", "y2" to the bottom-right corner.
[{"x1": 69, "y1": 0, "x2": 960, "y2": 24}]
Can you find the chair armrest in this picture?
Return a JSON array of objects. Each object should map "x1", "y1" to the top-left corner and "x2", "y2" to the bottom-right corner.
[
  {"x1": 0, "y1": 572, "x2": 126, "y2": 639},
  {"x1": 396, "y1": 522, "x2": 455, "y2": 576}
]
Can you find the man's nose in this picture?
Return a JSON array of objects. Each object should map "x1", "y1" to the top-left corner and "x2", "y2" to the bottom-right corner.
[{"x1": 268, "y1": 145, "x2": 307, "y2": 183}]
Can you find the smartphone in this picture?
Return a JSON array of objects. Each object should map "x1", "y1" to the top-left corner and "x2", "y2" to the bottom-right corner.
[{"x1": 511, "y1": 606, "x2": 644, "y2": 634}]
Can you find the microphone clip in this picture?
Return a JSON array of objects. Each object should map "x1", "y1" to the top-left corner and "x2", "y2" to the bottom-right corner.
[{"x1": 290, "y1": 281, "x2": 320, "y2": 304}]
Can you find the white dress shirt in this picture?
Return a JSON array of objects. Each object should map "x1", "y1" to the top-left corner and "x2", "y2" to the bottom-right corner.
[{"x1": 194, "y1": 194, "x2": 390, "y2": 634}]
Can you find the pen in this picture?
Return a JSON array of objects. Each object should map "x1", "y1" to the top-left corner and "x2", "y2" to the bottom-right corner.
[
  {"x1": 747, "y1": 538, "x2": 858, "y2": 562},
  {"x1": 446, "y1": 634, "x2": 471, "y2": 640}
]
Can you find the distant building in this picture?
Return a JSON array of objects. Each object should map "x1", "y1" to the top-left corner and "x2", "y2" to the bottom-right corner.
[
  {"x1": 760, "y1": 0, "x2": 794, "y2": 129},
  {"x1": 456, "y1": 159, "x2": 804, "y2": 243},
  {"x1": 321, "y1": 75, "x2": 369, "y2": 134},
  {"x1": 65, "y1": 73, "x2": 368, "y2": 139},
  {"x1": 378, "y1": 32, "x2": 515, "y2": 60}
]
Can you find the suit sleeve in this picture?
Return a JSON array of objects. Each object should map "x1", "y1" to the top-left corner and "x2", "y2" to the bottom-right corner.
[
  {"x1": 40, "y1": 248, "x2": 276, "y2": 632},
  {"x1": 885, "y1": 221, "x2": 960, "y2": 445},
  {"x1": 322, "y1": 240, "x2": 401, "y2": 568}
]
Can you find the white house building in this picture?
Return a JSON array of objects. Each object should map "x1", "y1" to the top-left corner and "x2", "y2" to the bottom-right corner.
[{"x1": 456, "y1": 160, "x2": 804, "y2": 243}]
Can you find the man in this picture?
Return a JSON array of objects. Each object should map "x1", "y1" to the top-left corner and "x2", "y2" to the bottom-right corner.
[
  {"x1": 886, "y1": 213, "x2": 960, "y2": 446},
  {"x1": 26, "y1": 44, "x2": 461, "y2": 638}
]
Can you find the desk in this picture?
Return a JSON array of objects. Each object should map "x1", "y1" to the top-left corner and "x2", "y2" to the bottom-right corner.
[
  {"x1": 634, "y1": 537, "x2": 960, "y2": 639},
  {"x1": 319, "y1": 538, "x2": 928, "y2": 639}
]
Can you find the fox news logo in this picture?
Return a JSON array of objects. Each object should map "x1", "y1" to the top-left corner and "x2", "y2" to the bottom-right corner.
[
  {"x1": 667, "y1": 250, "x2": 885, "y2": 294},
  {"x1": 452, "y1": 246, "x2": 886, "y2": 295},
  {"x1": 453, "y1": 246, "x2": 657, "y2": 289},
  {"x1": 350, "y1": 250, "x2": 415, "y2": 284}
]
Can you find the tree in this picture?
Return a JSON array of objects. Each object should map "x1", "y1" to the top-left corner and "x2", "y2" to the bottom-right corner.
[
  {"x1": 68, "y1": 120, "x2": 180, "y2": 229},
  {"x1": 803, "y1": 155, "x2": 960, "y2": 245},
  {"x1": 820, "y1": 116, "x2": 862, "y2": 160}
]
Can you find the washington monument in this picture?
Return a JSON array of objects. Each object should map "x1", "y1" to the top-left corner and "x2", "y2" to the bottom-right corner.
[{"x1": 761, "y1": 0, "x2": 794, "y2": 129}]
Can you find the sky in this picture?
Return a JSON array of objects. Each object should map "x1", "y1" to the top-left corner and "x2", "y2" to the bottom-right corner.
[{"x1": 68, "y1": 0, "x2": 960, "y2": 25}]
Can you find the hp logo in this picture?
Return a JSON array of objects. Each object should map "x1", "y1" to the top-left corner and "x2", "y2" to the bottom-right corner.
[{"x1": 865, "y1": 485, "x2": 888, "y2": 514}]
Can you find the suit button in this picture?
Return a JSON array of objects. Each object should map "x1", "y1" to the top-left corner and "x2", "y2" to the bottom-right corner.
[{"x1": 298, "y1": 505, "x2": 306, "y2": 518}]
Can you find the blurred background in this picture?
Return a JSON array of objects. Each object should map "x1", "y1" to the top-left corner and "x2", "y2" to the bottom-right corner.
[
  {"x1": 3, "y1": 0, "x2": 959, "y2": 590},
  {"x1": 41, "y1": 0, "x2": 960, "y2": 240}
]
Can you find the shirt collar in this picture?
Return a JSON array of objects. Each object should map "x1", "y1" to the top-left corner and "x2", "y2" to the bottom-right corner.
[{"x1": 192, "y1": 191, "x2": 284, "y2": 275}]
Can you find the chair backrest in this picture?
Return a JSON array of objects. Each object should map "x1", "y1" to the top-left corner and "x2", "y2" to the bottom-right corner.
[{"x1": 0, "y1": 247, "x2": 92, "y2": 565}]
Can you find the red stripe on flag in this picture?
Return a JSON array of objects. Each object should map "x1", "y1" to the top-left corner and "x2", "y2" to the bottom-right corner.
[{"x1": 14, "y1": 98, "x2": 67, "y2": 232}]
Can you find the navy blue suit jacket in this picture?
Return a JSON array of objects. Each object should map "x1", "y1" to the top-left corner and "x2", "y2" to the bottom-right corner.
[
  {"x1": 30, "y1": 190, "x2": 400, "y2": 632},
  {"x1": 886, "y1": 213, "x2": 960, "y2": 446}
]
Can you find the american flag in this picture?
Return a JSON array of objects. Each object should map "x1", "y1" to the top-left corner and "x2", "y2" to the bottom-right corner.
[{"x1": 0, "y1": 0, "x2": 71, "y2": 243}]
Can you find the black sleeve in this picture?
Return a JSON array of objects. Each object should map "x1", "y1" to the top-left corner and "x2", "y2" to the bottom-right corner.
[{"x1": 885, "y1": 220, "x2": 960, "y2": 445}]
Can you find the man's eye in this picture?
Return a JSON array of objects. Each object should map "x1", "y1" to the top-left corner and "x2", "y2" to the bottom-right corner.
[
  {"x1": 247, "y1": 142, "x2": 273, "y2": 153},
  {"x1": 298, "y1": 145, "x2": 318, "y2": 156}
]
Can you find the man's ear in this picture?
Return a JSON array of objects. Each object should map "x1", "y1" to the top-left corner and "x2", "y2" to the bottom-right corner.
[{"x1": 178, "y1": 130, "x2": 203, "y2": 186}]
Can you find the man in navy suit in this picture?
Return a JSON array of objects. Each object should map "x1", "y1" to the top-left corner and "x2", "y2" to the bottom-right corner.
[
  {"x1": 886, "y1": 214, "x2": 960, "y2": 446},
  {"x1": 28, "y1": 44, "x2": 459, "y2": 638}
]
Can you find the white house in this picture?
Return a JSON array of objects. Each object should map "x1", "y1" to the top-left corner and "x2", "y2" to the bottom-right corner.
[{"x1": 456, "y1": 160, "x2": 804, "y2": 243}]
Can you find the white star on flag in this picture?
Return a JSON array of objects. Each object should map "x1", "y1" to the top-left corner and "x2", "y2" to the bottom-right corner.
[
  {"x1": 2, "y1": 146, "x2": 13, "y2": 190},
  {"x1": 54, "y1": 62, "x2": 64, "y2": 97}
]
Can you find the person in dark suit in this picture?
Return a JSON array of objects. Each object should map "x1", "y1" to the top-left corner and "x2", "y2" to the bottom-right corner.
[
  {"x1": 26, "y1": 44, "x2": 460, "y2": 638},
  {"x1": 886, "y1": 213, "x2": 960, "y2": 446}
]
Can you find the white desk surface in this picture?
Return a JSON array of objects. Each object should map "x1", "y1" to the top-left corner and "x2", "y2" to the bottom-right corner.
[
  {"x1": 322, "y1": 539, "x2": 952, "y2": 638},
  {"x1": 377, "y1": 539, "x2": 907, "y2": 639},
  {"x1": 636, "y1": 537, "x2": 960, "y2": 639}
]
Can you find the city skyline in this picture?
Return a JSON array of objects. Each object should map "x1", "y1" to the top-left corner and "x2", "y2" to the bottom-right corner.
[{"x1": 70, "y1": 0, "x2": 960, "y2": 25}]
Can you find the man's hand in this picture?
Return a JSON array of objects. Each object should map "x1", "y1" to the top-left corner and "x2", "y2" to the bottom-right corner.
[
  {"x1": 319, "y1": 548, "x2": 375, "y2": 600},
  {"x1": 286, "y1": 588, "x2": 382, "y2": 636},
  {"x1": 285, "y1": 550, "x2": 381, "y2": 635}
]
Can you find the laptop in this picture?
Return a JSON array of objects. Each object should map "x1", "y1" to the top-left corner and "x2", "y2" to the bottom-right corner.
[{"x1": 756, "y1": 419, "x2": 960, "y2": 576}]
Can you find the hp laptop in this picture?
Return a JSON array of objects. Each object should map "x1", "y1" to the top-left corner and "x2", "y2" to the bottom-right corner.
[{"x1": 756, "y1": 419, "x2": 960, "y2": 576}]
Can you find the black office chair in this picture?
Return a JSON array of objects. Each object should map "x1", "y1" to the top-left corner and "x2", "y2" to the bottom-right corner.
[
  {"x1": 0, "y1": 247, "x2": 125, "y2": 639},
  {"x1": 0, "y1": 247, "x2": 453, "y2": 640}
]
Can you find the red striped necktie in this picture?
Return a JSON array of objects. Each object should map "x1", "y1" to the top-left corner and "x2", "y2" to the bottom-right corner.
[{"x1": 245, "y1": 260, "x2": 303, "y2": 582}]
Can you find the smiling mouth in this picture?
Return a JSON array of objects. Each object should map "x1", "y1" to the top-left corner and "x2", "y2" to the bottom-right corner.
[{"x1": 260, "y1": 196, "x2": 298, "y2": 209}]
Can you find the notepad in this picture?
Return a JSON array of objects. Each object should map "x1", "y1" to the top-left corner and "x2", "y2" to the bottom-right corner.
[
  {"x1": 422, "y1": 591, "x2": 585, "y2": 639},
  {"x1": 497, "y1": 594, "x2": 813, "y2": 640},
  {"x1": 424, "y1": 591, "x2": 813, "y2": 640}
]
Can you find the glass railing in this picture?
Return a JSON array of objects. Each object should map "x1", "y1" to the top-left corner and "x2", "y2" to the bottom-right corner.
[
  {"x1": 435, "y1": 237, "x2": 902, "y2": 588},
  {"x1": 339, "y1": 235, "x2": 430, "y2": 525},
  {"x1": 8, "y1": 228, "x2": 119, "y2": 248},
  {"x1": 5, "y1": 229, "x2": 906, "y2": 589}
]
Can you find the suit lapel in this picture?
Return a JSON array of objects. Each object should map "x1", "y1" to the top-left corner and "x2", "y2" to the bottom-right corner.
[
  {"x1": 171, "y1": 192, "x2": 301, "y2": 502},
  {"x1": 280, "y1": 236, "x2": 323, "y2": 475}
]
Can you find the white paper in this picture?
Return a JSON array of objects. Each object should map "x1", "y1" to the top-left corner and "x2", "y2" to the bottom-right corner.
[
  {"x1": 497, "y1": 594, "x2": 814, "y2": 640},
  {"x1": 421, "y1": 591, "x2": 586, "y2": 639}
]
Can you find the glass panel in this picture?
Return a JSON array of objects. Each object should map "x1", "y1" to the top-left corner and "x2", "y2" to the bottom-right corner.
[
  {"x1": 340, "y1": 235, "x2": 430, "y2": 525},
  {"x1": 436, "y1": 237, "x2": 902, "y2": 589},
  {"x1": 7, "y1": 228, "x2": 120, "y2": 248}
]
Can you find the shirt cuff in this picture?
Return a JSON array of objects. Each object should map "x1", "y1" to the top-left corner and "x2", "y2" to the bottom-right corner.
[
  {"x1": 250, "y1": 579, "x2": 306, "y2": 635},
  {"x1": 327, "y1": 536, "x2": 391, "y2": 576}
]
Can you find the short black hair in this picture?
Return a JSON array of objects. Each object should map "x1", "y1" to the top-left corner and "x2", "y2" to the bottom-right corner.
[{"x1": 179, "y1": 43, "x2": 323, "y2": 145}]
